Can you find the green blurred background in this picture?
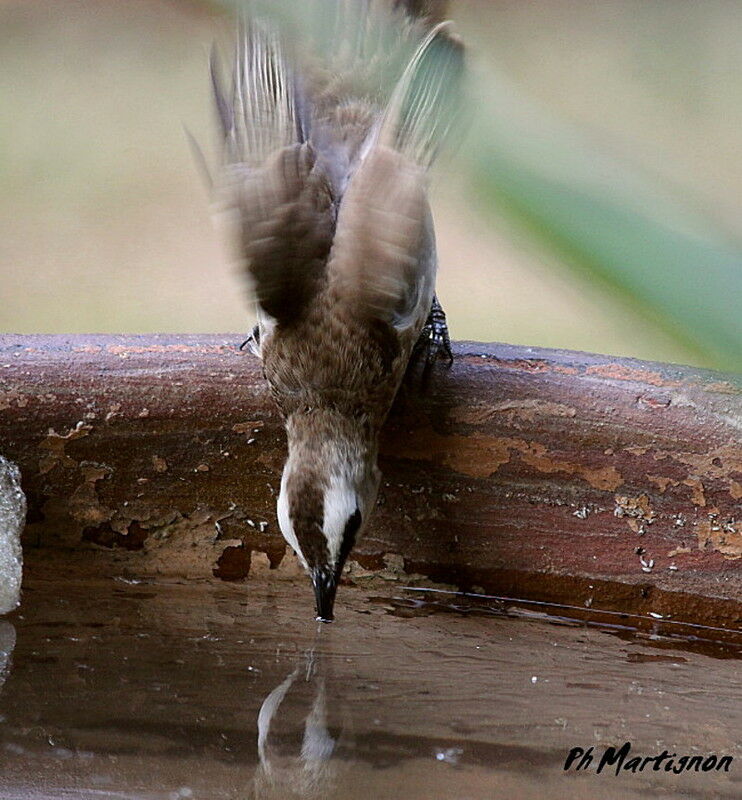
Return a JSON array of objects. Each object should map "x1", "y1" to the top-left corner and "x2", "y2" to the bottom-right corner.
[{"x1": 1, "y1": 0, "x2": 740, "y2": 370}]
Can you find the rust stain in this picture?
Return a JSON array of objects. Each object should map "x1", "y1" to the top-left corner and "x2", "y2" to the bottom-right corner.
[
  {"x1": 731, "y1": 481, "x2": 742, "y2": 500},
  {"x1": 585, "y1": 364, "x2": 680, "y2": 387}
]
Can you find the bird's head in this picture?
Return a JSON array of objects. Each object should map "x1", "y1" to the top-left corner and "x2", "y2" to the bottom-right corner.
[{"x1": 276, "y1": 411, "x2": 381, "y2": 622}]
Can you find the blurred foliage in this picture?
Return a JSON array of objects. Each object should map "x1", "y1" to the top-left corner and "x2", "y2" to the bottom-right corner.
[{"x1": 466, "y1": 70, "x2": 742, "y2": 371}]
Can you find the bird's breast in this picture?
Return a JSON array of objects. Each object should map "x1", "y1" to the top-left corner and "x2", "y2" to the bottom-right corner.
[{"x1": 262, "y1": 298, "x2": 416, "y2": 423}]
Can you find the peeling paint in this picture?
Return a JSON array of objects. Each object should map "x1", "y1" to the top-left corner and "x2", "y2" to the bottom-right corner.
[
  {"x1": 83, "y1": 520, "x2": 149, "y2": 551},
  {"x1": 682, "y1": 477, "x2": 707, "y2": 508},
  {"x1": 68, "y1": 463, "x2": 113, "y2": 526},
  {"x1": 519, "y1": 442, "x2": 623, "y2": 491},
  {"x1": 37, "y1": 421, "x2": 93, "y2": 474},
  {"x1": 673, "y1": 445, "x2": 742, "y2": 494},
  {"x1": 627, "y1": 442, "x2": 741, "y2": 505},
  {"x1": 637, "y1": 393, "x2": 671, "y2": 409},
  {"x1": 647, "y1": 475, "x2": 679, "y2": 494},
  {"x1": 696, "y1": 518, "x2": 742, "y2": 560},
  {"x1": 705, "y1": 381, "x2": 740, "y2": 395},
  {"x1": 249, "y1": 549, "x2": 302, "y2": 579},
  {"x1": 213, "y1": 544, "x2": 250, "y2": 580},
  {"x1": 384, "y1": 428, "x2": 511, "y2": 478},
  {"x1": 72, "y1": 345, "x2": 103, "y2": 354},
  {"x1": 387, "y1": 428, "x2": 623, "y2": 490}
]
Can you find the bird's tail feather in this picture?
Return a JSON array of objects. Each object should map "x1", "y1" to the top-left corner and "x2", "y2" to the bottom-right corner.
[{"x1": 211, "y1": 17, "x2": 303, "y2": 166}]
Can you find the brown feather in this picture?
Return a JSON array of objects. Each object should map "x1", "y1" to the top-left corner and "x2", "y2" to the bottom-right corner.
[
  {"x1": 327, "y1": 145, "x2": 433, "y2": 326},
  {"x1": 231, "y1": 143, "x2": 335, "y2": 324}
]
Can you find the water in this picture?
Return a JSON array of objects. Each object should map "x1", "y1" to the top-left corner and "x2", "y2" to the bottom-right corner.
[{"x1": 0, "y1": 574, "x2": 739, "y2": 799}]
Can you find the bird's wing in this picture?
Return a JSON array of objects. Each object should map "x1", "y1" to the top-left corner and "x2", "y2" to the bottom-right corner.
[
  {"x1": 212, "y1": 21, "x2": 335, "y2": 326},
  {"x1": 327, "y1": 22, "x2": 464, "y2": 328},
  {"x1": 378, "y1": 21, "x2": 465, "y2": 169}
]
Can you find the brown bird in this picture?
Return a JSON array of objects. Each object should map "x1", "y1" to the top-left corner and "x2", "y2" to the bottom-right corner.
[{"x1": 211, "y1": 0, "x2": 465, "y2": 621}]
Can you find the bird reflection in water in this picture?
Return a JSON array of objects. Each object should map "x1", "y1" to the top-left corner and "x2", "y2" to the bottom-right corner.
[{"x1": 252, "y1": 645, "x2": 343, "y2": 799}]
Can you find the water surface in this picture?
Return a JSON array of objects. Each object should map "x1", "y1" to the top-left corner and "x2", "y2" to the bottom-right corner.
[{"x1": 0, "y1": 576, "x2": 739, "y2": 799}]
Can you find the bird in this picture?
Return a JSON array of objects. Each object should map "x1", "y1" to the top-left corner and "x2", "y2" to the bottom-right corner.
[
  {"x1": 210, "y1": 0, "x2": 465, "y2": 622},
  {"x1": 253, "y1": 651, "x2": 338, "y2": 799}
]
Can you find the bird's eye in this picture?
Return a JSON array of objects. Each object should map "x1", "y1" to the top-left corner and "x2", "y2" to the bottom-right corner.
[{"x1": 339, "y1": 508, "x2": 362, "y2": 564}]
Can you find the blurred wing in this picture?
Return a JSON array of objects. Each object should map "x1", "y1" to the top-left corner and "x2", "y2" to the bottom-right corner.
[
  {"x1": 328, "y1": 22, "x2": 464, "y2": 326},
  {"x1": 379, "y1": 21, "x2": 465, "y2": 168},
  {"x1": 329, "y1": 146, "x2": 432, "y2": 328},
  {"x1": 212, "y1": 21, "x2": 334, "y2": 325}
]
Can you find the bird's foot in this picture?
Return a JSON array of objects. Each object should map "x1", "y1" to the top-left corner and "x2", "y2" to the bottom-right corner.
[{"x1": 410, "y1": 295, "x2": 453, "y2": 380}]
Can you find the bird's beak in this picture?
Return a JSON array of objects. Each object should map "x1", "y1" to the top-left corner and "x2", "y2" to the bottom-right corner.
[{"x1": 311, "y1": 567, "x2": 339, "y2": 623}]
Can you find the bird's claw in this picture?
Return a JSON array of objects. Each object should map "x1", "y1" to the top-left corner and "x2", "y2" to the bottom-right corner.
[{"x1": 410, "y1": 295, "x2": 453, "y2": 379}]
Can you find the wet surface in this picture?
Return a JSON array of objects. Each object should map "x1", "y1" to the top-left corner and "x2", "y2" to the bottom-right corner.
[{"x1": 0, "y1": 576, "x2": 740, "y2": 799}]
